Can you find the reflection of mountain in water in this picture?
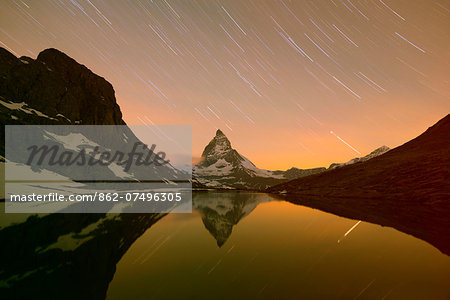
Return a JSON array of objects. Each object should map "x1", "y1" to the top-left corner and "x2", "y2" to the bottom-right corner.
[
  {"x1": 0, "y1": 212, "x2": 164, "y2": 299},
  {"x1": 1, "y1": 190, "x2": 449, "y2": 299},
  {"x1": 0, "y1": 193, "x2": 271, "y2": 298},
  {"x1": 193, "y1": 192, "x2": 273, "y2": 247}
]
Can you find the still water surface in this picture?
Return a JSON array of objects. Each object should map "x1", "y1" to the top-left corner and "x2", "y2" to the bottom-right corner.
[{"x1": 107, "y1": 192, "x2": 450, "y2": 299}]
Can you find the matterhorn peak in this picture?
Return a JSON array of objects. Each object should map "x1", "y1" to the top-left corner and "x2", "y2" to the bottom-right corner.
[
  {"x1": 215, "y1": 129, "x2": 225, "y2": 136},
  {"x1": 193, "y1": 128, "x2": 326, "y2": 189},
  {"x1": 213, "y1": 129, "x2": 230, "y2": 145},
  {"x1": 200, "y1": 129, "x2": 232, "y2": 161}
]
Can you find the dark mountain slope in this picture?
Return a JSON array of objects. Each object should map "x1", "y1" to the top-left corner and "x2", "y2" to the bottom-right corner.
[
  {"x1": 269, "y1": 114, "x2": 450, "y2": 254},
  {"x1": 0, "y1": 47, "x2": 124, "y2": 125}
]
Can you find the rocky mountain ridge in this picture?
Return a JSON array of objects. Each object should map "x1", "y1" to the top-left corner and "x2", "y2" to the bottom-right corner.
[{"x1": 0, "y1": 47, "x2": 124, "y2": 126}]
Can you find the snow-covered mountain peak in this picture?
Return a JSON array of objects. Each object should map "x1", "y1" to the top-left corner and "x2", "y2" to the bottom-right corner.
[
  {"x1": 205, "y1": 129, "x2": 232, "y2": 155},
  {"x1": 198, "y1": 129, "x2": 239, "y2": 167},
  {"x1": 215, "y1": 129, "x2": 225, "y2": 137},
  {"x1": 193, "y1": 130, "x2": 326, "y2": 189}
]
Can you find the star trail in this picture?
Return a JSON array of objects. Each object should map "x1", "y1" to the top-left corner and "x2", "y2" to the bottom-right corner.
[{"x1": 1, "y1": 0, "x2": 449, "y2": 169}]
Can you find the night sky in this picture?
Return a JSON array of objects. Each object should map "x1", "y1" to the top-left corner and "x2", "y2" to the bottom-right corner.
[{"x1": 1, "y1": 0, "x2": 449, "y2": 169}]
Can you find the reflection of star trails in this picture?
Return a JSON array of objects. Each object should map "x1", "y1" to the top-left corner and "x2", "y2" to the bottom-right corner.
[
  {"x1": 330, "y1": 131, "x2": 361, "y2": 155},
  {"x1": 208, "y1": 258, "x2": 223, "y2": 274},
  {"x1": 338, "y1": 220, "x2": 362, "y2": 243}
]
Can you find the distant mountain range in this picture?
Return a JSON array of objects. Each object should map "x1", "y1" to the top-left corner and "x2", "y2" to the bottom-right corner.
[{"x1": 193, "y1": 129, "x2": 389, "y2": 190}]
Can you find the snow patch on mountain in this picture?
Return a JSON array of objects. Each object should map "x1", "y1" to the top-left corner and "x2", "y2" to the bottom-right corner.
[
  {"x1": 328, "y1": 145, "x2": 390, "y2": 169},
  {"x1": 43, "y1": 131, "x2": 102, "y2": 152},
  {"x1": 0, "y1": 99, "x2": 58, "y2": 120}
]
